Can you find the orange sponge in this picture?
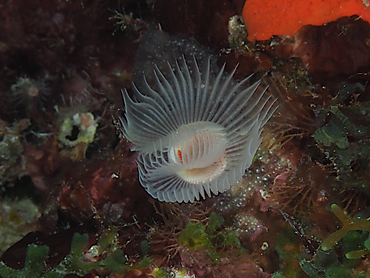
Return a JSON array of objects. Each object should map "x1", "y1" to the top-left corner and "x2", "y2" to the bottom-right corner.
[{"x1": 242, "y1": 0, "x2": 370, "y2": 41}]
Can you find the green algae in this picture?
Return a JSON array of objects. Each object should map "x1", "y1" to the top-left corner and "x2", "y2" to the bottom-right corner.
[
  {"x1": 321, "y1": 204, "x2": 370, "y2": 251},
  {"x1": 275, "y1": 225, "x2": 307, "y2": 277},
  {"x1": 0, "y1": 231, "x2": 150, "y2": 278},
  {"x1": 299, "y1": 204, "x2": 370, "y2": 278},
  {"x1": 152, "y1": 267, "x2": 169, "y2": 278},
  {"x1": 0, "y1": 198, "x2": 41, "y2": 255},
  {"x1": 314, "y1": 100, "x2": 370, "y2": 194},
  {"x1": 313, "y1": 117, "x2": 349, "y2": 149},
  {"x1": 178, "y1": 222, "x2": 210, "y2": 251},
  {"x1": 177, "y1": 212, "x2": 245, "y2": 263}
]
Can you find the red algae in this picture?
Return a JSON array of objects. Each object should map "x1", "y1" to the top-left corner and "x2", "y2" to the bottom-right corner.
[
  {"x1": 291, "y1": 17, "x2": 370, "y2": 84},
  {"x1": 243, "y1": 0, "x2": 370, "y2": 41}
]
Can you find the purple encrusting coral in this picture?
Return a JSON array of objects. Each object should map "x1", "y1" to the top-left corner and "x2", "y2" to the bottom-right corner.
[{"x1": 0, "y1": 0, "x2": 369, "y2": 277}]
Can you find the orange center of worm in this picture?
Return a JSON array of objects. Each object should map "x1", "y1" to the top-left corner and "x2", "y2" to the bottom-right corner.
[{"x1": 177, "y1": 150, "x2": 183, "y2": 164}]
